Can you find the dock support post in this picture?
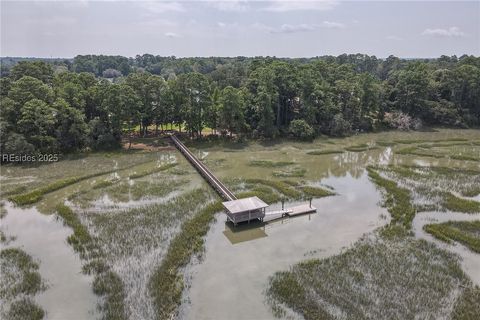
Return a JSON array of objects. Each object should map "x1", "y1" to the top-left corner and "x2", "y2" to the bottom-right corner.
[{"x1": 309, "y1": 197, "x2": 312, "y2": 208}]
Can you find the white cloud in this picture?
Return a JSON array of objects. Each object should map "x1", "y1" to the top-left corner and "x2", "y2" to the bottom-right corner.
[
  {"x1": 421, "y1": 26, "x2": 466, "y2": 37},
  {"x1": 271, "y1": 23, "x2": 316, "y2": 33},
  {"x1": 322, "y1": 21, "x2": 345, "y2": 29},
  {"x1": 206, "y1": 1, "x2": 249, "y2": 12},
  {"x1": 256, "y1": 21, "x2": 345, "y2": 34},
  {"x1": 262, "y1": 0, "x2": 338, "y2": 12},
  {"x1": 165, "y1": 32, "x2": 181, "y2": 38}
]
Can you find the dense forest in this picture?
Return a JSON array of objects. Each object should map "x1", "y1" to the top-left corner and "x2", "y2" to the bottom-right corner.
[{"x1": 0, "y1": 54, "x2": 479, "y2": 157}]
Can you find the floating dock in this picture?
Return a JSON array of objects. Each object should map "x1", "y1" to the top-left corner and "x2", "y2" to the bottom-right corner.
[
  {"x1": 285, "y1": 204, "x2": 317, "y2": 216},
  {"x1": 264, "y1": 205, "x2": 317, "y2": 222}
]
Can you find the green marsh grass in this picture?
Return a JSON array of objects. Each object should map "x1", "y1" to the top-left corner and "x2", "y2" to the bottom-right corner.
[
  {"x1": 442, "y1": 194, "x2": 480, "y2": 213},
  {"x1": 267, "y1": 236, "x2": 474, "y2": 320},
  {"x1": 5, "y1": 298, "x2": 45, "y2": 320},
  {"x1": 245, "y1": 179, "x2": 302, "y2": 199},
  {"x1": 248, "y1": 160, "x2": 295, "y2": 167},
  {"x1": 306, "y1": 150, "x2": 343, "y2": 155},
  {"x1": 300, "y1": 186, "x2": 335, "y2": 198},
  {"x1": 128, "y1": 163, "x2": 177, "y2": 179},
  {"x1": 367, "y1": 167, "x2": 416, "y2": 230},
  {"x1": 149, "y1": 200, "x2": 223, "y2": 320},
  {"x1": 452, "y1": 285, "x2": 480, "y2": 320},
  {"x1": 377, "y1": 165, "x2": 480, "y2": 214},
  {"x1": 10, "y1": 168, "x2": 125, "y2": 205},
  {"x1": 424, "y1": 221, "x2": 480, "y2": 253},
  {"x1": 0, "y1": 248, "x2": 46, "y2": 320},
  {"x1": 272, "y1": 167, "x2": 306, "y2": 178},
  {"x1": 344, "y1": 143, "x2": 374, "y2": 152},
  {"x1": 0, "y1": 248, "x2": 44, "y2": 299},
  {"x1": 55, "y1": 204, "x2": 127, "y2": 320}
]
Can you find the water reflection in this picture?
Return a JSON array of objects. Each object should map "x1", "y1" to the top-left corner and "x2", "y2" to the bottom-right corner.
[
  {"x1": 183, "y1": 173, "x2": 389, "y2": 320},
  {"x1": 0, "y1": 202, "x2": 98, "y2": 320}
]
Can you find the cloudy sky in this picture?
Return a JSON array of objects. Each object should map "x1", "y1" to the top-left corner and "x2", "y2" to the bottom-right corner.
[{"x1": 1, "y1": 0, "x2": 479, "y2": 58}]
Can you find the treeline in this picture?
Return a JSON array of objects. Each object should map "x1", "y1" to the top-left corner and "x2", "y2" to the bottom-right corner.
[{"x1": 0, "y1": 54, "x2": 479, "y2": 156}]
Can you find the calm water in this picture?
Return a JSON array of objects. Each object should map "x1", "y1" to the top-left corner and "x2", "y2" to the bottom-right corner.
[
  {"x1": 413, "y1": 211, "x2": 480, "y2": 285},
  {"x1": 1, "y1": 202, "x2": 98, "y2": 320},
  {"x1": 0, "y1": 129, "x2": 478, "y2": 320},
  {"x1": 182, "y1": 173, "x2": 389, "y2": 320}
]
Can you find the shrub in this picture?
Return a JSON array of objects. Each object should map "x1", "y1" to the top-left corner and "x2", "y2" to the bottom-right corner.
[
  {"x1": 288, "y1": 119, "x2": 315, "y2": 140},
  {"x1": 383, "y1": 111, "x2": 422, "y2": 131},
  {"x1": 329, "y1": 113, "x2": 351, "y2": 137}
]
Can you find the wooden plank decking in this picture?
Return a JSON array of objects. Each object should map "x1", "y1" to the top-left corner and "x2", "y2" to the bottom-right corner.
[
  {"x1": 285, "y1": 204, "x2": 317, "y2": 216},
  {"x1": 170, "y1": 135, "x2": 237, "y2": 201}
]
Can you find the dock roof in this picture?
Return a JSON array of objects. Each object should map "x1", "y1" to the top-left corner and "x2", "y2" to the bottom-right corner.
[{"x1": 222, "y1": 196, "x2": 269, "y2": 214}]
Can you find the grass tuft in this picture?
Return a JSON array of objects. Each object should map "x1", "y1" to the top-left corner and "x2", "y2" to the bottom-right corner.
[
  {"x1": 149, "y1": 200, "x2": 223, "y2": 320},
  {"x1": 442, "y1": 193, "x2": 480, "y2": 213},
  {"x1": 306, "y1": 150, "x2": 343, "y2": 155},
  {"x1": 128, "y1": 163, "x2": 177, "y2": 179},
  {"x1": 424, "y1": 221, "x2": 480, "y2": 253},
  {"x1": 367, "y1": 166, "x2": 416, "y2": 230},
  {"x1": 248, "y1": 160, "x2": 295, "y2": 167}
]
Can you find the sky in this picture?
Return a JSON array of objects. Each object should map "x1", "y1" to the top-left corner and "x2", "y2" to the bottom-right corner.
[{"x1": 1, "y1": 0, "x2": 479, "y2": 58}]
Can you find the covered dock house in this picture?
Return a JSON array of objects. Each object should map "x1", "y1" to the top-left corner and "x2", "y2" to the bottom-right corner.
[{"x1": 222, "y1": 196, "x2": 269, "y2": 225}]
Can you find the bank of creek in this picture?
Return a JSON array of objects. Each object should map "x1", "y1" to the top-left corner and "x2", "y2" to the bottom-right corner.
[{"x1": 1, "y1": 128, "x2": 479, "y2": 319}]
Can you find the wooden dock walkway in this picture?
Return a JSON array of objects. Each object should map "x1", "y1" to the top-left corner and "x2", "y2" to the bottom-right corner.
[{"x1": 170, "y1": 135, "x2": 237, "y2": 201}]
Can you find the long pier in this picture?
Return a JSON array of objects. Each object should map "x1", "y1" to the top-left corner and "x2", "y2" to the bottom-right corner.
[{"x1": 170, "y1": 135, "x2": 237, "y2": 201}]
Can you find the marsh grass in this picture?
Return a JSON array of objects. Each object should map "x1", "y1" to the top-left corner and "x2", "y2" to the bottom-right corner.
[
  {"x1": 55, "y1": 204, "x2": 127, "y2": 320},
  {"x1": 128, "y1": 163, "x2": 177, "y2": 179},
  {"x1": 344, "y1": 143, "x2": 376, "y2": 152},
  {"x1": 0, "y1": 248, "x2": 46, "y2": 320},
  {"x1": 424, "y1": 221, "x2": 480, "y2": 253},
  {"x1": 442, "y1": 193, "x2": 480, "y2": 213},
  {"x1": 396, "y1": 145, "x2": 479, "y2": 162},
  {"x1": 236, "y1": 187, "x2": 281, "y2": 204},
  {"x1": 367, "y1": 167, "x2": 416, "y2": 230},
  {"x1": 10, "y1": 167, "x2": 127, "y2": 205},
  {"x1": 245, "y1": 179, "x2": 303, "y2": 199},
  {"x1": 149, "y1": 200, "x2": 223, "y2": 320},
  {"x1": 272, "y1": 167, "x2": 306, "y2": 178},
  {"x1": 376, "y1": 165, "x2": 480, "y2": 214},
  {"x1": 306, "y1": 150, "x2": 343, "y2": 155},
  {"x1": 394, "y1": 138, "x2": 469, "y2": 145},
  {"x1": 376, "y1": 141, "x2": 397, "y2": 147},
  {"x1": 396, "y1": 146, "x2": 445, "y2": 158},
  {"x1": 0, "y1": 202, "x2": 6, "y2": 219},
  {"x1": 0, "y1": 185, "x2": 28, "y2": 198},
  {"x1": 248, "y1": 160, "x2": 295, "y2": 167},
  {"x1": 300, "y1": 186, "x2": 335, "y2": 198},
  {"x1": 452, "y1": 285, "x2": 480, "y2": 320},
  {"x1": 93, "y1": 180, "x2": 118, "y2": 190},
  {"x1": 5, "y1": 298, "x2": 45, "y2": 320},
  {"x1": 0, "y1": 248, "x2": 45, "y2": 299},
  {"x1": 267, "y1": 236, "x2": 473, "y2": 320},
  {"x1": 86, "y1": 188, "x2": 213, "y2": 320}
]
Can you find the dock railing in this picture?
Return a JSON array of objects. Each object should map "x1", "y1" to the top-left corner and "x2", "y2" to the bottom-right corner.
[{"x1": 170, "y1": 135, "x2": 237, "y2": 201}]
